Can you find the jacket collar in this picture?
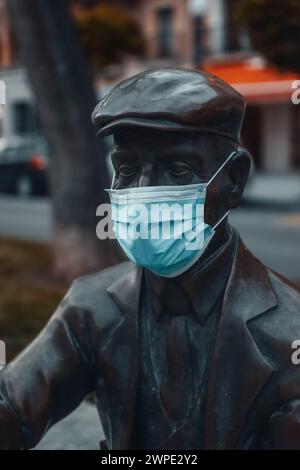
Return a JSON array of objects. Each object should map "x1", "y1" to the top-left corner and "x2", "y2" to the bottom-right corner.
[{"x1": 145, "y1": 228, "x2": 237, "y2": 324}]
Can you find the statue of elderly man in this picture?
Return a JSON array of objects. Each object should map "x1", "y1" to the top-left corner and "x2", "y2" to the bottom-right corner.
[{"x1": 1, "y1": 68, "x2": 300, "y2": 450}]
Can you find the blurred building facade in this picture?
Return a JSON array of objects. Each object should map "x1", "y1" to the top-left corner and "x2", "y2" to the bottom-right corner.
[
  {"x1": 0, "y1": 0, "x2": 300, "y2": 173},
  {"x1": 137, "y1": 0, "x2": 250, "y2": 64},
  {"x1": 0, "y1": 0, "x2": 41, "y2": 146}
]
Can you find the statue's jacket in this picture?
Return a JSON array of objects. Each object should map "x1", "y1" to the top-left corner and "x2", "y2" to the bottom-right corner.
[{"x1": 1, "y1": 231, "x2": 300, "y2": 450}]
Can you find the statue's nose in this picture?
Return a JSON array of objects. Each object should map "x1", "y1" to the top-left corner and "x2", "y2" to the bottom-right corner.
[{"x1": 138, "y1": 163, "x2": 157, "y2": 187}]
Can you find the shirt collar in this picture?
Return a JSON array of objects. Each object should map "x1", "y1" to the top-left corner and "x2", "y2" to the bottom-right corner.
[{"x1": 145, "y1": 227, "x2": 237, "y2": 324}]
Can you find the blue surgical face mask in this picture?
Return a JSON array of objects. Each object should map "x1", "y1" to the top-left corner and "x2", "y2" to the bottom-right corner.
[{"x1": 106, "y1": 151, "x2": 236, "y2": 277}]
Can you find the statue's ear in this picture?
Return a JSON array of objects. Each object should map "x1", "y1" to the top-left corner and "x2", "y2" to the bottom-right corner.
[{"x1": 227, "y1": 147, "x2": 252, "y2": 209}]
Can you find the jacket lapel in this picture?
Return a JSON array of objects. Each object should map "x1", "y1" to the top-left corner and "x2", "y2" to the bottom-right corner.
[
  {"x1": 204, "y1": 235, "x2": 277, "y2": 449},
  {"x1": 102, "y1": 263, "x2": 143, "y2": 450}
]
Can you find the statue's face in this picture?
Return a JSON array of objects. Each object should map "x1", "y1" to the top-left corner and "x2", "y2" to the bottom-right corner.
[
  {"x1": 111, "y1": 129, "x2": 226, "y2": 188},
  {"x1": 110, "y1": 127, "x2": 238, "y2": 227}
]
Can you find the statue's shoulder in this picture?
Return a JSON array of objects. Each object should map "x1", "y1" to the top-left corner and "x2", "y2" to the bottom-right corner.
[
  {"x1": 63, "y1": 261, "x2": 134, "y2": 312},
  {"x1": 254, "y1": 268, "x2": 300, "y2": 378},
  {"x1": 254, "y1": 266, "x2": 300, "y2": 351},
  {"x1": 237, "y1": 232, "x2": 300, "y2": 312},
  {"x1": 267, "y1": 268, "x2": 300, "y2": 310}
]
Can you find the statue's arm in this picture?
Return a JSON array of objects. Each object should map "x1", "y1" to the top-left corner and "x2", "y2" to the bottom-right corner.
[
  {"x1": 0, "y1": 294, "x2": 96, "y2": 450},
  {"x1": 265, "y1": 399, "x2": 300, "y2": 449}
]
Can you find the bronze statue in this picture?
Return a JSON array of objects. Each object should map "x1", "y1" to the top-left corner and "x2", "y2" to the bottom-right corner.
[{"x1": 1, "y1": 68, "x2": 300, "y2": 450}]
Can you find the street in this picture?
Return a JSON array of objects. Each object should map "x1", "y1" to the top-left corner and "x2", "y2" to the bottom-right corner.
[
  {"x1": 0, "y1": 196, "x2": 51, "y2": 242},
  {"x1": 35, "y1": 401, "x2": 104, "y2": 450},
  {"x1": 0, "y1": 195, "x2": 299, "y2": 280}
]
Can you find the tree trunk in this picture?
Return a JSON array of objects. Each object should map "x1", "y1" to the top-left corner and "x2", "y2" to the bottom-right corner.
[{"x1": 7, "y1": 0, "x2": 122, "y2": 280}]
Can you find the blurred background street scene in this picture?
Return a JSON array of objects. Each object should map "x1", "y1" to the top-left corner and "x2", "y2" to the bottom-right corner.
[{"x1": 0, "y1": 0, "x2": 300, "y2": 449}]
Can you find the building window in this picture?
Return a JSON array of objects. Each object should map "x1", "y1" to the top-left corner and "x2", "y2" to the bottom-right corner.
[
  {"x1": 193, "y1": 15, "x2": 205, "y2": 65},
  {"x1": 157, "y1": 7, "x2": 173, "y2": 58},
  {"x1": 224, "y1": 0, "x2": 250, "y2": 52}
]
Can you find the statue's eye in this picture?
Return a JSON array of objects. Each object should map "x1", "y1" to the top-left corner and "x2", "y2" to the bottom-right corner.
[
  {"x1": 168, "y1": 164, "x2": 192, "y2": 177},
  {"x1": 119, "y1": 165, "x2": 139, "y2": 177}
]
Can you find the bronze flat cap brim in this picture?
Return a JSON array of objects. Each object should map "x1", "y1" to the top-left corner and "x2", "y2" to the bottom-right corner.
[{"x1": 91, "y1": 67, "x2": 246, "y2": 143}]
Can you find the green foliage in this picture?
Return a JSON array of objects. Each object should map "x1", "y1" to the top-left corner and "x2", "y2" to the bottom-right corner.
[
  {"x1": 237, "y1": 0, "x2": 300, "y2": 73},
  {"x1": 73, "y1": 5, "x2": 145, "y2": 68}
]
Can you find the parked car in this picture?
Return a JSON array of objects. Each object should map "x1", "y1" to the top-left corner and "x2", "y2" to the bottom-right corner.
[{"x1": 0, "y1": 135, "x2": 50, "y2": 197}]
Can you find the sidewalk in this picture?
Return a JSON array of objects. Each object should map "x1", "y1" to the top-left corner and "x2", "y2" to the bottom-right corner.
[{"x1": 35, "y1": 401, "x2": 104, "y2": 450}]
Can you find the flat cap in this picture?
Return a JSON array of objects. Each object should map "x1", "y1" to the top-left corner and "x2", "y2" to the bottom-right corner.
[{"x1": 92, "y1": 67, "x2": 246, "y2": 143}]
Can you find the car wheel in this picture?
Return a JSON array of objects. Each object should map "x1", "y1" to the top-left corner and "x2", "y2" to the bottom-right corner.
[{"x1": 15, "y1": 175, "x2": 33, "y2": 198}]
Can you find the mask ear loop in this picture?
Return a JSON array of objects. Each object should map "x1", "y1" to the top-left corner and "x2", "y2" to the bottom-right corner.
[
  {"x1": 111, "y1": 170, "x2": 116, "y2": 189},
  {"x1": 213, "y1": 210, "x2": 229, "y2": 230},
  {"x1": 207, "y1": 150, "x2": 237, "y2": 230},
  {"x1": 207, "y1": 150, "x2": 237, "y2": 187}
]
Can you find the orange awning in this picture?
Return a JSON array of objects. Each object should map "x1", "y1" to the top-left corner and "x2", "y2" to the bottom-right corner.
[{"x1": 203, "y1": 59, "x2": 299, "y2": 105}]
